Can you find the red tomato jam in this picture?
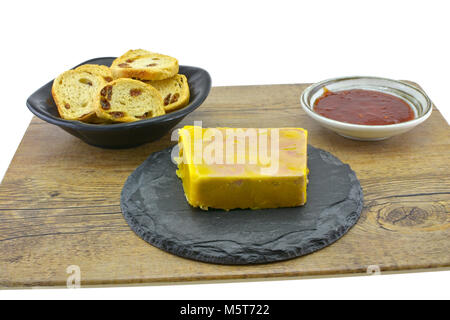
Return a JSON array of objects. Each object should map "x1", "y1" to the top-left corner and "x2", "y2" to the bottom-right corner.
[{"x1": 314, "y1": 89, "x2": 415, "y2": 125}]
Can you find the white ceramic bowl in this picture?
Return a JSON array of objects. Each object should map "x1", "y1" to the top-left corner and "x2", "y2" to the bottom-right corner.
[{"x1": 300, "y1": 76, "x2": 433, "y2": 141}]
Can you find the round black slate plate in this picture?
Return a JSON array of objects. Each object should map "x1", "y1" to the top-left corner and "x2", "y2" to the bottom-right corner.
[{"x1": 121, "y1": 145, "x2": 363, "y2": 265}]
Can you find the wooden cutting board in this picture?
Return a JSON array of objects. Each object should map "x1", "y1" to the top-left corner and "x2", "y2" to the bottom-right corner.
[{"x1": 1, "y1": 82, "x2": 449, "y2": 288}]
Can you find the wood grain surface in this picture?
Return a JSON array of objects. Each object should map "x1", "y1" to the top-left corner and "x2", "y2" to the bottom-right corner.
[{"x1": 0, "y1": 83, "x2": 449, "y2": 288}]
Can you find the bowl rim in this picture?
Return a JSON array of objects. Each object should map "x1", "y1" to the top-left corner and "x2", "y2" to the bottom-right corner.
[
  {"x1": 300, "y1": 76, "x2": 433, "y2": 131},
  {"x1": 26, "y1": 58, "x2": 212, "y2": 132}
]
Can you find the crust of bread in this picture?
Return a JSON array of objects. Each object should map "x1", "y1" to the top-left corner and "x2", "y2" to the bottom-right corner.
[
  {"x1": 111, "y1": 49, "x2": 179, "y2": 81},
  {"x1": 52, "y1": 70, "x2": 107, "y2": 121},
  {"x1": 94, "y1": 78, "x2": 165, "y2": 123},
  {"x1": 145, "y1": 74, "x2": 190, "y2": 112},
  {"x1": 75, "y1": 64, "x2": 113, "y2": 82}
]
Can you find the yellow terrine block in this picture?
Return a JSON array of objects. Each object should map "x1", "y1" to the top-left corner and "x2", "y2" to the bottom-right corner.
[{"x1": 176, "y1": 126, "x2": 308, "y2": 210}]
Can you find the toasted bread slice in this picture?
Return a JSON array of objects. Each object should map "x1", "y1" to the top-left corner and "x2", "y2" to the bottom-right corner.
[
  {"x1": 52, "y1": 70, "x2": 107, "y2": 121},
  {"x1": 145, "y1": 74, "x2": 190, "y2": 113},
  {"x1": 95, "y1": 78, "x2": 165, "y2": 123},
  {"x1": 75, "y1": 64, "x2": 113, "y2": 82},
  {"x1": 111, "y1": 49, "x2": 179, "y2": 81}
]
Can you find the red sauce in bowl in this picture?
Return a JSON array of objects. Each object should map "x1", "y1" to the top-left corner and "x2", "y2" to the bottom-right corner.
[{"x1": 314, "y1": 89, "x2": 415, "y2": 125}]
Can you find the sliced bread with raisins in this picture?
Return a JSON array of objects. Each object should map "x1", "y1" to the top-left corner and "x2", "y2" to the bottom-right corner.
[
  {"x1": 95, "y1": 78, "x2": 165, "y2": 123},
  {"x1": 75, "y1": 64, "x2": 113, "y2": 82},
  {"x1": 145, "y1": 74, "x2": 190, "y2": 113},
  {"x1": 111, "y1": 49, "x2": 179, "y2": 81},
  {"x1": 52, "y1": 70, "x2": 107, "y2": 121}
]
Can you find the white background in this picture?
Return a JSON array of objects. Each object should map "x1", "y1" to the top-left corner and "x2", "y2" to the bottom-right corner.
[{"x1": 0, "y1": 0, "x2": 449, "y2": 300}]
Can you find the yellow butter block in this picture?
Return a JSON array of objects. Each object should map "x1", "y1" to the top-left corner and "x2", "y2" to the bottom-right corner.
[{"x1": 176, "y1": 126, "x2": 308, "y2": 210}]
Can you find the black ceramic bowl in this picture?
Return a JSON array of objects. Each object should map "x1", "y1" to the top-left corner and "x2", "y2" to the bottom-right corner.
[{"x1": 26, "y1": 57, "x2": 212, "y2": 148}]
